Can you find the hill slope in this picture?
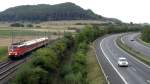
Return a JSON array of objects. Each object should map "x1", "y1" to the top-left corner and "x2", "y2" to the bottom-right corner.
[{"x1": 0, "y1": 2, "x2": 105, "y2": 21}]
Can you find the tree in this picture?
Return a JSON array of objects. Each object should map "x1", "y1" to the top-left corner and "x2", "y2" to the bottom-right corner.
[
  {"x1": 13, "y1": 67, "x2": 51, "y2": 84},
  {"x1": 141, "y1": 26, "x2": 150, "y2": 42},
  {"x1": 10, "y1": 23, "x2": 24, "y2": 27},
  {"x1": 27, "y1": 24, "x2": 33, "y2": 27}
]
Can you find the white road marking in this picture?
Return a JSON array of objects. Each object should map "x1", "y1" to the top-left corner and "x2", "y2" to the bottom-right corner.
[
  {"x1": 121, "y1": 36, "x2": 125, "y2": 44},
  {"x1": 131, "y1": 67, "x2": 136, "y2": 72},
  {"x1": 93, "y1": 44, "x2": 110, "y2": 84},
  {"x1": 114, "y1": 37, "x2": 150, "y2": 69},
  {"x1": 100, "y1": 36, "x2": 128, "y2": 84}
]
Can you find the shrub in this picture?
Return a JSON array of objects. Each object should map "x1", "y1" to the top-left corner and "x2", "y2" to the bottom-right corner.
[
  {"x1": 141, "y1": 26, "x2": 150, "y2": 42},
  {"x1": 27, "y1": 24, "x2": 33, "y2": 27},
  {"x1": 13, "y1": 67, "x2": 51, "y2": 84},
  {"x1": 10, "y1": 23, "x2": 24, "y2": 27},
  {"x1": 31, "y1": 48, "x2": 59, "y2": 71}
]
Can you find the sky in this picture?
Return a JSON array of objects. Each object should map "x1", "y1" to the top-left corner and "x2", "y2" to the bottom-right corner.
[{"x1": 0, "y1": 0, "x2": 150, "y2": 23}]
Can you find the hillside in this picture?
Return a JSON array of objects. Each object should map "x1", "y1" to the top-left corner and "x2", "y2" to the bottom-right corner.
[
  {"x1": 0, "y1": 2, "x2": 121, "y2": 23},
  {"x1": 0, "y1": 2, "x2": 103, "y2": 21}
]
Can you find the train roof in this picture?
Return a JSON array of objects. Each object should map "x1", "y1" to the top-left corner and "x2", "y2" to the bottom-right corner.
[{"x1": 17, "y1": 37, "x2": 48, "y2": 47}]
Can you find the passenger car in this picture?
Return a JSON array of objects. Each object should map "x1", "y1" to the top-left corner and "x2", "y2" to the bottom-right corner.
[{"x1": 118, "y1": 57, "x2": 128, "y2": 67}]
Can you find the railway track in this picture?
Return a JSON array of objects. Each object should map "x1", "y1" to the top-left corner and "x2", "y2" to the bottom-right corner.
[
  {"x1": 0, "y1": 57, "x2": 29, "y2": 83},
  {"x1": 0, "y1": 39, "x2": 55, "y2": 84},
  {"x1": 0, "y1": 61, "x2": 11, "y2": 69}
]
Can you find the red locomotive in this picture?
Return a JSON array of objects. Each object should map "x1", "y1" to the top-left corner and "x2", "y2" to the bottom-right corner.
[{"x1": 8, "y1": 37, "x2": 49, "y2": 58}]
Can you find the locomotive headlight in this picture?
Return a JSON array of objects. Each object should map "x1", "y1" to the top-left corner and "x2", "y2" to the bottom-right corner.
[
  {"x1": 15, "y1": 52, "x2": 18, "y2": 55},
  {"x1": 8, "y1": 52, "x2": 12, "y2": 55},
  {"x1": 8, "y1": 53, "x2": 11, "y2": 55}
]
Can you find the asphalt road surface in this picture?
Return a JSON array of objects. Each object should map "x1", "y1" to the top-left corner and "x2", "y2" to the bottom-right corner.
[
  {"x1": 95, "y1": 34, "x2": 150, "y2": 84},
  {"x1": 121, "y1": 33, "x2": 150, "y2": 57}
]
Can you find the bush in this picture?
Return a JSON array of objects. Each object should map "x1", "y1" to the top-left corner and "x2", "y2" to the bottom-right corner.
[
  {"x1": 27, "y1": 24, "x2": 33, "y2": 27},
  {"x1": 141, "y1": 26, "x2": 150, "y2": 42},
  {"x1": 13, "y1": 66, "x2": 51, "y2": 84},
  {"x1": 10, "y1": 23, "x2": 24, "y2": 27},
  {"x1": 60, "y1": 64, "x2": 72, "y2": 77},
  {"x1": 31, "y1": 48, "x2": 59, "y2": 71}
]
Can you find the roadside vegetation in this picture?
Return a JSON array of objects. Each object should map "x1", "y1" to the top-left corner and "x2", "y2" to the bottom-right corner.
[
  {"x1": 11, "y1": 23, "x2": 141, "y2": 84},
  {"x1": 141, "y1": 26, "x2": 150, "y2": 43},
  {"x1": 136, "y1": 35, "x2": 150, "y2": 47},
  {"x1": 0, "y1": 46, "x2": 8, "y2": 61},
  {"x1": 87, "y1": 45, "x2": 107, "y2": 84}
]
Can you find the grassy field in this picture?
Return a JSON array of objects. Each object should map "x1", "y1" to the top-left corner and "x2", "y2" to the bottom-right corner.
[
  {"x1": 87, "y1": 45, "x2": 107, "y2": 84},
  {"x1": 0, "y1": 20, "x2": 105, "y2": 27},
  {"x1": 0, "y1": 30, "x2": 54, "y2": 46},
  {"x1": 0, "y1": 46, "x2": 8, "y2": 61},
  {"x1": 0, "y1": 21, "x2": 84, "y2": 46},
  {"x1": 0, "y1": 20, "x2": 106, "y2": 33},
  {"x1": 0, "y1": 29, "x2": 52, "y2": 37}
]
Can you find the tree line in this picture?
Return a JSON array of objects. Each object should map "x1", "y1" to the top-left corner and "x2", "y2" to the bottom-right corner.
[
  {"x1": 10, "y1": 23, "x2": 33, "y2": 27},
  {"x1": 141, "y1": 25, "x2": 150, "y2": 42}
]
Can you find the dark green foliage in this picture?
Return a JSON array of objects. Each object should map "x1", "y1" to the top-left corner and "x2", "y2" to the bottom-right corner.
[
  {"x1": 10, "y1": 23, "x2": 24, "y2": 27},
  {"x1": 75, "y1": 25, "x2": 102, "y2": 44},
  {"x1": 31, "y1": 49, "x2": 59, "y2": 71},
  {"x1": 61, "y1": 25, "x2": 101, "y2": 84},
  {"x1": 36, "y1": 26, "x2": 41, "y2": 28},
  {"x1": 60, "y1": 64, "x2": 72, "y2": 77},
  {"x1": 0, "y1": 30, "x2": 50, "y2": 37},
  {"x1": 13, "y1": 67, "x2": 51, "y2": 84},
  {"x1": 141, "y1": 26, "x2": 150, "y2": 42},
  {"x1": 104, "y1": 24, "x2": 141, "y2": 34},
  {"x1": 0, "y1": 2, "x2": 103, "y2": 21},
  {"x1": 27, "y1": 24, "x2": 33, "y2": 27}
]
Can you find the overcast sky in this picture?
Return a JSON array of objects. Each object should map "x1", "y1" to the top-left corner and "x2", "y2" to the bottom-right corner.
[{"x1": 0, "y1": 0, "x2": 150, "y2": 23}]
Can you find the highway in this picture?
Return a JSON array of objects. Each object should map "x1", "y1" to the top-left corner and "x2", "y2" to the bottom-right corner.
[
  {"x1": 121, "y1": 33, "x2": 150, "y2": 57},
  {"x1": 95, "y1": 34, "x2": 150, "y2": 84}
]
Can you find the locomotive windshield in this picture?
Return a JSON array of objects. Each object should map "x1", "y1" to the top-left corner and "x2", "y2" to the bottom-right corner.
[{"x1": 9, "y1": 45, "x2": 17, "y2": 51}]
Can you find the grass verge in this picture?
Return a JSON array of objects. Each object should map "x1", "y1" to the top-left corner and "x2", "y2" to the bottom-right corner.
[
  {"x1": 116, "y1": 36, "x2": 150, "y2": 65},
  {"x1": 0, "y1": 46, "x2": 8, "y2": 61},
  {"x1": 87, "y1": 45, "x2": 107, "y2": 84},
  {"x1": 136, "y1": 35, "x2": 150, "y2": 48}
]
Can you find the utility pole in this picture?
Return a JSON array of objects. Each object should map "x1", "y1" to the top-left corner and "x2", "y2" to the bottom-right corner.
[
  {"x1": 58, "y1": 31, "x2": 61, "y2": 39},
  {"x1": 11, "y1": 27, "x2": 14, "y2": 45},
  {"x1": 44, "y1": 31, "x2": 47, "y2": 47},
  {"x1": 48, "y1": 31, "x2": 51, "y2": 41},
  {"x1": 44, "y1": 31, "x2": 46, "y2": 38}
]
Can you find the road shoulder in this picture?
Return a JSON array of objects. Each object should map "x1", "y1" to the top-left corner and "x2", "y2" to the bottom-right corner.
[{"x1": 87, "y1": 45, "x2": 107, "y2": 84}]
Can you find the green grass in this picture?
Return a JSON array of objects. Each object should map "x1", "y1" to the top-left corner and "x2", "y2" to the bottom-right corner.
[
  {"x1": 0, "y1": 46, "x2": 8, "y2": 61},
  {"x1": 116, "y1": 37, "x2": 150, "y2": 65},
  {"x1": 0, "y1": 30, "x2": 51, "y2": 37},
  {"x1": 87, "y1": 45, "x2": 107, "y2": 84},
  {"x1": 136, "y1": 35, "x2": 150, "y2": 47}
]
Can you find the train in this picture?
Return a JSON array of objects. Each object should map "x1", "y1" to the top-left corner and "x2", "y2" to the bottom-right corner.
[{"x1": 8, "y1": 37, "x2": 49, "y2": 58}]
